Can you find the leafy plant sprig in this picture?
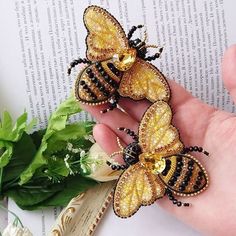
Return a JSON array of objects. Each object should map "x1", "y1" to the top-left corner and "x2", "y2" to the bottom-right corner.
[{"x1": 0, "y1": 95, "x2": 100, "y2": 210}]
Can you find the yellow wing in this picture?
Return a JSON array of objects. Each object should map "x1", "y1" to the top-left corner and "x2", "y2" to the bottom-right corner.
[
  {"x1": 138, "y1": 101, "x2": 183, "y2": 156},
  {"x1": 119, "y1": 58, "x2": 170, "y2": 102},
  {"x1": 83, "y1": 6, "x2": 129, "y2": 61},
  {"x1": 113, "y1": 162, "x2": 165, "y2": 218}
]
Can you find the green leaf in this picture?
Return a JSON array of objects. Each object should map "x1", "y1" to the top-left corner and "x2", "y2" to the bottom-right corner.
[
  {"x1": 0, "y1": 141, "x2": 13, "y2": 168},
  {"x1": 47, "y1": 157, "x2": 69, "y2": 177},
  {"x1": 5, "y1": 183, "x2": 64, "y2": 208},
  {"x1": 46, "y1": 122, "x2": 94, "y2": 155},
  {"x1": 2, "y1": 133, "x2": 37, "y2": 184},
  {"x1": 0, "y1": 111, "x2": 28, "y2": 142},
  {"x1": 43, "y1": 176, "x2": 96, "y2": 207},
  {"x1": 1, "y1": 111, "x2": 13, "y2": 131},
  {"x1": 5, "y1": 175, "x2": 96, "y2": 210},
  {"x1": 19, "y1": 95, "x2": 83, "y2": 185},
  {"x1": 32, "y1": 175, "x2": 96, "y2": 209}
]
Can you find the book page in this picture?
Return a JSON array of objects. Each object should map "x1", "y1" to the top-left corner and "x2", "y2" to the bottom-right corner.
[{"x1": 0, "y1": 0, "x2": 235, "y2": 235}]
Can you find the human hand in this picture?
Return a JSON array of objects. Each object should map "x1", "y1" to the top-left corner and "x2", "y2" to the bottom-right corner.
[{"x1": 81, "y1": 45, "x2": 236, "y2": 236}]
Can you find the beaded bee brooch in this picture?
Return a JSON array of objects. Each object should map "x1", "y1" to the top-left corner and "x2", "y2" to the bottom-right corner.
[
  {"x1": 107, "y1": 101, "x2": 209, "y2": 218},
  {"x1": 68, "y1": 5, "x2": 169, "y2": 113}
]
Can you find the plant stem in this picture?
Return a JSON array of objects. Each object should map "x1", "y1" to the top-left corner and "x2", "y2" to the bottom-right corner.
[
  {"x1": 0, "y1": 204, "x2": 24, "y2": 227},
  {"x1": 0, "y1": 168, "x2": 2, "y2": 194}
]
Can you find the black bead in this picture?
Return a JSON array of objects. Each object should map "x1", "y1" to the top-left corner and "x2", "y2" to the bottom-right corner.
[
  {"x1": 88, "y1": 72, "x2": 94, "y2": 78},
  {"x1": 106, "y1": 161, "x2": 111, "y2": 166},
  {"x1": 99, "y1": 86, "x2": 105, "y2": 92},
  {"x1": 103, "y1": 91, "x2": 109, "y2": 96},
  {"x1": 188, "y1": 165, "x2": 194, "y2": 171},
  {"x1": 166, "y1": 159, "x2": 171, "y2": 166},
  {"x1": 162, "y1": 170, "x2": 168, "y2": 176},
  {"x1": 121, "y1": 165, "x2": 126, "y2": 170},
  {"x1": 174, "y1": 172, "x2": 180, "y2": 177},
  {"x1": 198, "y1": 171, "x2": 204, "y2": 176},
  {"x1": 168, "y1": 181, "x2": 174, "y2": 186},
  {"x1": 177, "y1": 156, "x2": 182, "y2": 162},
  {"x1": 83, "y1": 84, "x2": 88, "y2": 89},
  {"x1": 104, "y1": 75, "x2": 109, "y2": 80},
  {"x1": 186, "y1": 170, "x2": 192, "y2": 176},
  {"x1": 193, "y1": 185, "x2": 199, "y2": 190},
  {"x1": 188, "y1": 160, "x2": 194, "y2": 166},
  {"x1": 177, "y1": 161, "x2": 183, "y2": 167},
  {"x1": 95, "y1": 62, "x2": 100, "y2": 67},
  {"x1": 169, "y1": 196, "x2": 174, "y2": 200},
  {"x1": 111, "y1": 165, "x2": 116, "y2": 170},
  {"x1": 184, "y1": 147, "x2": 189, "y2": 153},
  {"x1": 181, "y1": 181, "x2": 188, "y2": 186},
  {"x1": 115, "y1": 71, "x2": 120, "y2": 76},
  {"x1": 101, "y1": 71, "x2": 106, "y2": 76},
  {"x1": 79, "y1": 80, "x2": 85, "y2": 85},
  {"x1": 196, "y1": 180, "x2": 201, "y2": 186},
  {"x1": 116, "y1": 166, "x2": 121, "y2": 170},
  {"x1": 98, "y1": 66, "x2": 103, "y2": 72},
  {"x1": 184, "y1": 176, "x2": 191, "y2": 182},
  {"x1": 184, "y1": 203, "x2": 190, "y2": 207},
  {"x1": 189, "y1": 147, "x2": 194, "y2": 151},
  {"x1": 179, "y1": 186, "x2": 185, "y2": 191},
  {"x1": 193, "y1": 146, "x2": 198, "y2": 151},
  {"x1": 177, "y1": 202, "x2": 182, "y2": 207},
  {"x1": 171, "y1": 176, "x2": 177, "y2": 182},
  {"x1": 198, "y1": 147, "x2": 203, "y2": 152},
  {"x1": 197, "y1": 176, "x2": 203, "y2": 181},
  {"x1": 173, "y1": 200, "x2": 178, "y2": 204},
  {"x1": 176, "y1": 166, "x2": 182, "y2": 172},
  {"x1": 86, "y1": 68, "x2": 92, "y2": 74},
  {"x1": 91, "y1": 77, "x2": 97, "y2": 82},
  {"x1": 78, "y1": 58, "x2": 83, "y2": 63}
]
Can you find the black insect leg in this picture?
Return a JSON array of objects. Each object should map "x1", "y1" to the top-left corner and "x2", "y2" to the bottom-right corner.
[
  {"x1": 118, "y1": 127, "x2": 138, "y2": 142},
  {"x1": 67, "y1": 58, "x2": 91, "y2": 75},
  {"x1": 127, "y1": 25, "x2": 144, "y2": 40},
  {"x1": 182, "y1": 146, "x2": 209, "y2": 157},
  {"x1": 165, "y1": 189, "x2": 190, "y2": 207},
  {"x1": 145, "y1": 47, "x2": 163, "y2": 62},
  {"x1": 106, "y1": 160, "x2": 128, "y2": 171},
  {"x1": 101, "y1": 93, "x2": 120, "y2": 114}
]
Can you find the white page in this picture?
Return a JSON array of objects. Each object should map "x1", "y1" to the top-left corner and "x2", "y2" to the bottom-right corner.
[{"x1": 0, "y1": 0, "x2": 235, "y2": 235}]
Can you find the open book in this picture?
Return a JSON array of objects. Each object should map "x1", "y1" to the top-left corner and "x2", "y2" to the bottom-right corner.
[{"x1": 0, "y1": 0, "x2": 235, "y2": 235}]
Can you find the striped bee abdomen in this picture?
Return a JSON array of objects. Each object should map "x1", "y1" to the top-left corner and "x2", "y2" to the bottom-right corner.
[
  {"x1": 159, "y1": 154, "x2": 208, "y2": 196},
  {"x1": 74, "y1": 60, "x2": 123, "y2": 105}
]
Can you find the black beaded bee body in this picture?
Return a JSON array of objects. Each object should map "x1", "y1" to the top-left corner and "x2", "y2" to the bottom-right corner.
[{"x1": 74, "y1": 61, "x2": 123, "y2": 110}]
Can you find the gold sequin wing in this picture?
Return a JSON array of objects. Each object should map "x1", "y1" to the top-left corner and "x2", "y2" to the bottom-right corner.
[
  {"x1": 83, "y1": 6, "x2": 129, "y2": 61},
  {"x1": 113, "y1": 162, "x2": 165, "y2": 218},
  {"x1": 139, "y1": 101, "x2": 183, "y2": 156},
  {"x1": 118, "y1": 58, "x2": 170, "y2": 102}
]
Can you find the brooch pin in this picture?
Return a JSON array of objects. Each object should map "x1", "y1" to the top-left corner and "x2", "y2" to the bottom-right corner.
[
  {"x1": 68, "y1": 5, "x2": 170, "y2": 113},
  {"x1": 107, "y1": 101, "x2": 209, "y2": 218}
]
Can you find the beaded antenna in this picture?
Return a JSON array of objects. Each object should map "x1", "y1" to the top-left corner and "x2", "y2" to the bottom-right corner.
[
  {"x1": 107, "y1": 101, "x2": 209, "y2": 218},
  {"x1": 68, "y1": 5, "x2": 170, "y2": 113}
]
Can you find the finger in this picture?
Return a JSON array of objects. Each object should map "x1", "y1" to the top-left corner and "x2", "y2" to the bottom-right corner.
[
  {"x1": 117, "y1": 81, "x2": 194, "y2": 122},
  {"x1": 81, "y1": 103, "x2": 139, "y2": 144},
  {"x1": 118, "y1": 98, "x2": 151, "y2": 121},
  {"x1": 222, "y1": 44, "x2": 236, "y2": 103},
  {"x1": 93, "y1": 123, "x2": 124, "y2": 162}
]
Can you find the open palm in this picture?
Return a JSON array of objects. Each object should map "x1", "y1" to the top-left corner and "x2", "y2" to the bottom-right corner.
[{"x1": 82, "y1": 46, "x2": 236, "y2": 235}]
